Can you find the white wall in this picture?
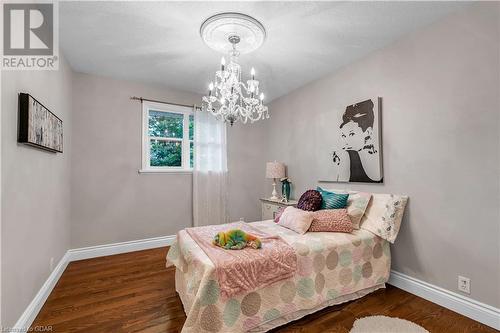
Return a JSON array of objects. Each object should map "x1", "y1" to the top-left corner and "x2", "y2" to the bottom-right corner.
[
  {"x1": 1, "y1": 56, "x2": 73, "y2": 326},
  {"x1": 227, "y1": 121, "x2": 268, "y2": 223},
  {"x1": 70, "y1": 73, "x2": 267, "y2": 248},
  {"x1": 266, "y1": 3, "x2": 499, "y2": 308}
]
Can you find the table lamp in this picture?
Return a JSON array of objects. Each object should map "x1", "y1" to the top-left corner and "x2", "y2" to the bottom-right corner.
[{"x1": 266, "y1": 161, "x2": 285, "y2": 200}]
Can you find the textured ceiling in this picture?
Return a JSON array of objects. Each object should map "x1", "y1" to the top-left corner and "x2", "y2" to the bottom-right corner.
[{"x1": 60, "y1": 1, "x2": 467, "y2": 101}]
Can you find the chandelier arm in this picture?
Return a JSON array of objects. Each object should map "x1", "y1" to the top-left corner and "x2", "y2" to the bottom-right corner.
[{"x1": 246, "y1": 108, "x2": 260, "y2": 122}]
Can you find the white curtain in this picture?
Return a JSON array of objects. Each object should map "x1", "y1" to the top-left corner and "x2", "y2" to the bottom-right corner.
[{"x1": 193, "y1": 108, "x2": 228, "y2": 227}]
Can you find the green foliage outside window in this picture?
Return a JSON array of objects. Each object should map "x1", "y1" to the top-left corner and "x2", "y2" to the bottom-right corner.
[
  {"x1": 148, "y1": 110, "x2": 194, "y2": 168},
  {"x1": 190, "y1": 142, "x2": 194, "y2": 168},
  {"x1": 149, "y1": 111, "x2": 183, "y2": 138},
  {"x1": 189, "y1": 115, "x2": 194, "y2": 168},
  {"x1": 189, "y1": 115, "x2": 194, "y2": 140},
  {"x1": 150, "y1": 140, "x2": 182, "y2": 167}
]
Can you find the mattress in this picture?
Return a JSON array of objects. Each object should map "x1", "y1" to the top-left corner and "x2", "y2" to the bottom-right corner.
[{"x1": 166, "y1": 220, "x2": 391, "y2": 333}]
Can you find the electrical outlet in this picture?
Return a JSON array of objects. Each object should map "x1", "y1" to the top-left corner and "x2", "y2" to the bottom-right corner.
[
  {"x1": 49, "y1": 257, "x2": 55, "y2": 272},
  {"x1": 458, "y1": 276, "x2": 470, "y2": 294}
]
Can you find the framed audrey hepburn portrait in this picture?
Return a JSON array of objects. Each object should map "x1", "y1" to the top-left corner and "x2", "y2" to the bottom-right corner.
[{"x1": 319, "y1": 97, "x2": 383, "y2": 183}]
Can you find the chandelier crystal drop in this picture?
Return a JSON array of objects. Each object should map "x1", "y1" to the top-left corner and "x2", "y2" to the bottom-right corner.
[{"x1": 200, "y1": 13, "x2": 269, "y2": 126}]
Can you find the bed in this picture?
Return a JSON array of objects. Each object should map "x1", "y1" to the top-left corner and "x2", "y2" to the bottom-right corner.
[{"x1": 166, "y1": 219, "x2": 391, "y2": 333}]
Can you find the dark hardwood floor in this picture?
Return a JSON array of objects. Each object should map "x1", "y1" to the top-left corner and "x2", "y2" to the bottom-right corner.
[{"x1": 31, "y1": 247, "x2": 497, "y2": 333}]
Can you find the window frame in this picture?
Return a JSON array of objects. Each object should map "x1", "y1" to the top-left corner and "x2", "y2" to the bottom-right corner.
[{"x1": 140, "y1": 101, "x2": 194, "y2": 173}]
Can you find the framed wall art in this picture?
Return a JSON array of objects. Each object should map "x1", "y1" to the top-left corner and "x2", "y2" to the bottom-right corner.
[
  {"x1": 318, "y1": 97, "x2": 383, "y2": 183},
  {"x1": 18, "y1": 93, "x2": 63, "y2": 153}
]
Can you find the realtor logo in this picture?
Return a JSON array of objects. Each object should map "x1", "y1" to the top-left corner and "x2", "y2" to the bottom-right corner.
[{"x1": 2, "y1": 2, "x2": 58, "y2": 70}]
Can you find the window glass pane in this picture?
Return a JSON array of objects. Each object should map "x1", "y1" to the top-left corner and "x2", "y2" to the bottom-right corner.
[
  {"x1": 150, "y1": 140, "x2": 182, "y2": 167},
  {"x1": 189, "y1": 115, "x2": 194, "y2": 140},
  {"x1": 148, "y1": 110, "x2": 183, "y2": 138},
  {"x1": 190, "y1": 141, "x2": 194, "y2": 168}
]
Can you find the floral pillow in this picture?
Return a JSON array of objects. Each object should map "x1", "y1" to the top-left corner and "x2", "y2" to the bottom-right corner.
[
  {"x1": 360, "y1": 193, "x2": 408, "y2": 243},
  {"x1": 297, "y1": 190, "x2": 322, "y2": 211},
  {"x1": 309, "y1": 209, "x2": 353, "y2": 233}
]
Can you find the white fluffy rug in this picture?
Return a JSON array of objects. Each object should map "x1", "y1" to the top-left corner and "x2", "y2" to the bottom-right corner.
[{"x1": 350, "y1": 315, "x2": 430, "y2": 333}]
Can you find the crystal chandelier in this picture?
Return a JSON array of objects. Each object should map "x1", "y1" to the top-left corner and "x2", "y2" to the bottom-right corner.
[{"x1": 200, "y1": 13, "x2": 269, "y2": 126}]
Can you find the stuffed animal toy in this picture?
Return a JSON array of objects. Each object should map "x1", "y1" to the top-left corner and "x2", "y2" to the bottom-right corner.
[{"x1": 212, "y1": 229, "x2": 262, "y2": 250}]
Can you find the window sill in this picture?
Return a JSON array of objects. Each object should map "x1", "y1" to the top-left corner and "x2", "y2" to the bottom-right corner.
[{"x1": 138, "y1": 169, "x2": 193, "y2": 174}]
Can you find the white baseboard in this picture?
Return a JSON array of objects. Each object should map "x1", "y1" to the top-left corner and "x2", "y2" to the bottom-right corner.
[
  {"x1": 12, "y1": 235, "x2": 176, "y2": 332},
  {"x1": 67, "y1": 235, "x2": 176, "y2": 262},
  {"x1": 389, "y1": 270, "x2": 500, "y2": 330},
  {"x1": 12, "y1": 252, "x2": 71, "y2": 332}
]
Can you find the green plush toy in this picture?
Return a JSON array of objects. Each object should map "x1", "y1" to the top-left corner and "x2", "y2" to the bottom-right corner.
[{"x1": 212, "y1": 229, "x2": 262, "y2": 250}]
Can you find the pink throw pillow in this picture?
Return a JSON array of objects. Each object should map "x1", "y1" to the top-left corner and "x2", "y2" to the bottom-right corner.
[
  {"x1": 277, "y1": 207, "x2": 314, "y2": 234},
  {"x1": 309, "y1": 209, "x2": 353, "y2": 233}
]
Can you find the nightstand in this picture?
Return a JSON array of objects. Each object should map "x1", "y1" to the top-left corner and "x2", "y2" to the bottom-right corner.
[{"x1": 260, "y1": 198, "x2": 298, "y2": 220}]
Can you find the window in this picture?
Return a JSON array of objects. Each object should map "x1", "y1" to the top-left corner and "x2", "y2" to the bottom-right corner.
[{"x1": 141, "y1": 101, "x2": 194, "y2": 173}]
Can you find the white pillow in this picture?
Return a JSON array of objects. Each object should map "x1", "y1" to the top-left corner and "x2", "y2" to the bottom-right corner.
[
  {"x1": 360, "y1": 193, "x2": 408, "y2": 243},
  {"x1": 278, "y1": 207, "x2": 314, "y2": 234},
  {"x1": 346, "y1": 192, "x2": 372, "y2": 229}
]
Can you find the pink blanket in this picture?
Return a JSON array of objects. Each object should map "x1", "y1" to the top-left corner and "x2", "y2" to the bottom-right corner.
[{"x1": 184, "y1": 222, "x2": 297, "y2": 300}]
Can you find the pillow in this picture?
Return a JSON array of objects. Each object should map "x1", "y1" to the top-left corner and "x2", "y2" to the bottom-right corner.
[
  {"x1": 316, "y1": 187, "x2": 349, "y2": 209},
  {"x1": 319, "y1": 189, "x2": 372, "y2": 229},
  {"x1": 277, "y1": 207, "x2": 314, "y2": 234},
  {"x1": 360, "y1": 193, "x2": 408, "y2": 243},
  {"x1": 346, "y1": 192, "x2": 372, "y2": 229},
  {"x1": 309, "y1": 209, "x2": 353, "y2": 233},
  {"x1": 297, "y1": 190, "x2": 323, "y2": 211},
  {"x1": 274, "y1": 206, "x2": 286, "y2": 223}
]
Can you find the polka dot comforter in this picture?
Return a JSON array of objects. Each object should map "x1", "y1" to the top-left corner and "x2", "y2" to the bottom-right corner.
[{"x1": 166, "y1": 220, "x2": 391, "y2": 333}]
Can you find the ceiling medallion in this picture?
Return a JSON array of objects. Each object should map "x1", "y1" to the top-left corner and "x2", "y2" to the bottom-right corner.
[{"x1": 200, "y1": 13, "x2": 269, "y2": 126}]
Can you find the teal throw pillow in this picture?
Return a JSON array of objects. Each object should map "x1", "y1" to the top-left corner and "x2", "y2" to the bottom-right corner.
[{"x1": 316, "y1": 187, "x2": 349, "y2": 209}]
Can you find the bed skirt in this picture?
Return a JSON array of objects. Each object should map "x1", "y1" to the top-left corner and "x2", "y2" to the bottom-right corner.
[{"x1": 176, "y1": 268, "x2": 385, "y2": 332}]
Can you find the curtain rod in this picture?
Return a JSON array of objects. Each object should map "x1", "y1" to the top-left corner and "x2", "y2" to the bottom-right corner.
[{"x1": 130, "y1": 96, "x2": 202, "y2": 110}]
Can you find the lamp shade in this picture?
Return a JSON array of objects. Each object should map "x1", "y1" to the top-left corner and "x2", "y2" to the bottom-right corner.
[{"x1": 266, "y1": 161, "x2": 285, "y2": 179}]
